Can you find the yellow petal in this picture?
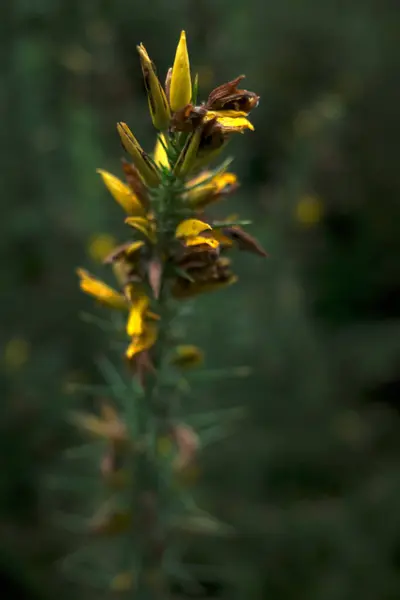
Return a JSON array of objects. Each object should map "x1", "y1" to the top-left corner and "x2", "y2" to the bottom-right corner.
[
  {"x1": 117, "y1": 123, "x2": 160, "y2": 188},
  {"x1": 171, "y1": 345, "x2": 204, "y2": 369},
  {"x1": 137, "y1": 43, "x2": 171, "y2": 130},
  {"x1": 213, "y1": 116, "x2": 254, "y2": 132},
  {"x1": 77, "y1": 268, "x2": 128, "y2": 310},
  {"x1": 154, "y1": 134, "x2": 170, "y2": 168},
  {"x1": 126, "y1": 295, "x2": 150, "y2": 336},
  {"x1": 175, "y1": 219, "x2": 211, "y2": 238},
  {"x1": 170, "y1": 30, "x2": 192, "y2": 112},
  {"x1": 97, "y1": 169, "x2": 144, "y2": 215},
  {"x1": 125, "y1": 216, "x2": 157, "y2": 243},
  {"x1": 126, "y1": 240, "x2": 145, "y2": 256},
  {"x1": 185, "y1": 235, "x2": 219, "y2": 249},
  {"x1": 205, "y1": 110, "x2": 249, "y2": 120},
  {"x1": 126, "y1": 323, "x2": 158, "y2": 359}
]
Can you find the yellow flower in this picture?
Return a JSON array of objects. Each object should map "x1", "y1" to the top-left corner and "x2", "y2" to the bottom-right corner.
[
  {"x1": 186, "y1": 171, "x2": 238, "y2": 209},
  {"x1": 126, "y1": 322, "x2": 158, "y2": 359},
  {"x1": 77, "y1": 268, "x2": 128, "y2": 310},
  {"x1": 170, "y1": 345, "x2": 204, "y2": 369},
  {"x1": 175, "y1": 219, "x2": 211, "y2": 238},
  {"x1": 153, "y1": 134, "x2": 169, "y2": 168},
  {"x1": 3, "y1": 337, "x2": 30, "y2": 370},
  {"x1": 126, "y1": 294, "x2": 150, "y2": 336},
  {"x1": 117, "y1": 123, "x2": 160, "y2": 188},
  {"x1": 170, "y1": 30, "x2": 191, "y2": 112},
  {"x1": 97, "y1": 169, "x2": 145, "y2": 215},
  {"x1": 295, "y1": 195, "x2": 324, "y2": 226},
  {"x1": 87, "y1": 233, "x2": 117, "y2": 262},
  {"x1": 175, "y1": 219, "x2": 218, "y2": 249},
  {"x1": 137, "y1": 43, "x2": 171, "y2": 130},
  {"x1": 125, "y1": 216, "x2": 157, "y2": 243}
]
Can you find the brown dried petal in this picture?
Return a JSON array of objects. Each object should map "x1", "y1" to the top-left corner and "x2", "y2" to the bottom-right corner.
[
  {"x1": 222, "y1": 227, "x2": 268, "y2": 257},
  {"x1": 164, "y1": 67, "x2": 172, "y2": 102},
  {"x1": 206, "y1": 75, "x2": 259, "y2": 113},
  {"x1": 171, "y1": 104, "x2": 206, "y2": 132},
  {"x1": 207, "y1": 75, "x2": 245, "y2": 105},
  {"x1": 121, "y1": 159, "x2": 149, "y2": 208},
  {"x1": 103, "y1": 242, "x2": 132, "y2": 265},
  {"x1": 148, "y1": 257, "x2": 163, "y2": 299}
]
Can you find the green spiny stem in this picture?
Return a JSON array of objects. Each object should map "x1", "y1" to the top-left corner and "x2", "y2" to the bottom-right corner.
[{"x1": 134, "y1": 164, "x2": 185, "y2": 599}]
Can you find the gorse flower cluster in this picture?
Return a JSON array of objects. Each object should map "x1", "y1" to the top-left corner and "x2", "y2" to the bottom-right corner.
[{"x1": 74, "y1": 30, "x2": 265, "y2": 595}]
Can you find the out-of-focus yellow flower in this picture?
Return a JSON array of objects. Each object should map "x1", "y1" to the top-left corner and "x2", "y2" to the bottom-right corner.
[
  {"x1": 295, "y1": 195, "x2": 324, "y2": 226},
  {"x1": 126, "y1": 295, "x2": 150, "y2": 336},
  {"x1": 72, "y1": 407, "x2": 127, "y2": 444},
  {"x1": 170, "y1": 30, "x2": 191, "y2": 112},
  {"x1": 3, "y1": 337, "x2": 30, "y2": 370},
  {"x1": 117, "y1": 123, "x2": 160, "y2": 188},
  {"x1": 170, "y1": 345, "x2": 204, "y2": 369},
  {"x1": 157, "y1": 435, "x2": 173, "y2": 457},
  {"x1": 97, "y1": 170, "x2": 145, "y2": 215},
  {"x1": 126, "y1": 322, "x2": 158, "y2": 359},
  {"x1": 111, "y1": 572, "x2": 134, "y2": 592},
  {"x1": 137, "y1": 43, "x2": 171, "y2": 130},
  {"x1": 77, "y1": 268, "x2": 128, "y2": 310},
  {"x1": 186, "y1": 171, "x2": 238, "y2": 209},
  {"x1": 87, "y1": 233, "x2": 117, "y2": 263},
  {"x1": 153, "y1": 134, "x2": 169, "y2": 168},
  {"x1": 90, "y1": 508, "x2": 132, "y2": 535},
  {"x1": 125, "y1": 216, "x2": 157, "y2": 243}
]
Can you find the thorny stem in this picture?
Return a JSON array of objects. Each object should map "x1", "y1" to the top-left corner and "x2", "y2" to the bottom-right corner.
[{"x1": 134, "y1": 176, "x2": 181, "y2": 599}]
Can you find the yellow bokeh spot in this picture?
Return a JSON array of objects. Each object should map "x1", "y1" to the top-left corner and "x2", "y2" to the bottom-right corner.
[
  {"x1": 4, "y1": 337, "x2": 30, "y2": 370},
  {"x1": 87, "y1": 233, "x2": 117, "y2": 262},
  {"x1": 157, "y1": 435, "x2": 173, "y2": 457},
  {"x1": 295, "y1": 195, "x2": 324, "y2": 227},
  {"x1": 111, "y1": 572, "x2": 134, "y2": 591}
]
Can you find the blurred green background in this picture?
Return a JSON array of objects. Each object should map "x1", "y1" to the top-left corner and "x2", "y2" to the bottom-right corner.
[{"x1": 1, "y1": 0, "x2": 400, "y2": 598}]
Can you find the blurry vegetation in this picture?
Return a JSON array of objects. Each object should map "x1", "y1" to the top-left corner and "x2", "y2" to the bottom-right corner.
[{"x1": 1, "y1": 0, "x2": 399, "y2": 598}]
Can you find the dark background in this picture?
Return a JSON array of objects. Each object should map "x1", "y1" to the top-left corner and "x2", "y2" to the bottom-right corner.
[{"x1": 1, "y1": 0, "x2": 400, "y2": 598}]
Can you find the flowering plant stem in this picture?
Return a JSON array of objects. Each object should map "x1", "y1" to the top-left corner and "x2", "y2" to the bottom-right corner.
[{"x1": 74, "y1": 29, "x2": 264, "y2": 598}]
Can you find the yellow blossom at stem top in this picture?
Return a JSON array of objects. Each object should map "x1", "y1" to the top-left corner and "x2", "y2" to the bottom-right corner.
[
  {"x1": 170, "y1": 30, "x2": 192, "y2": 112},
  {"x1": 137, "y1": 43, "x2": 171, "y2": 130}
]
